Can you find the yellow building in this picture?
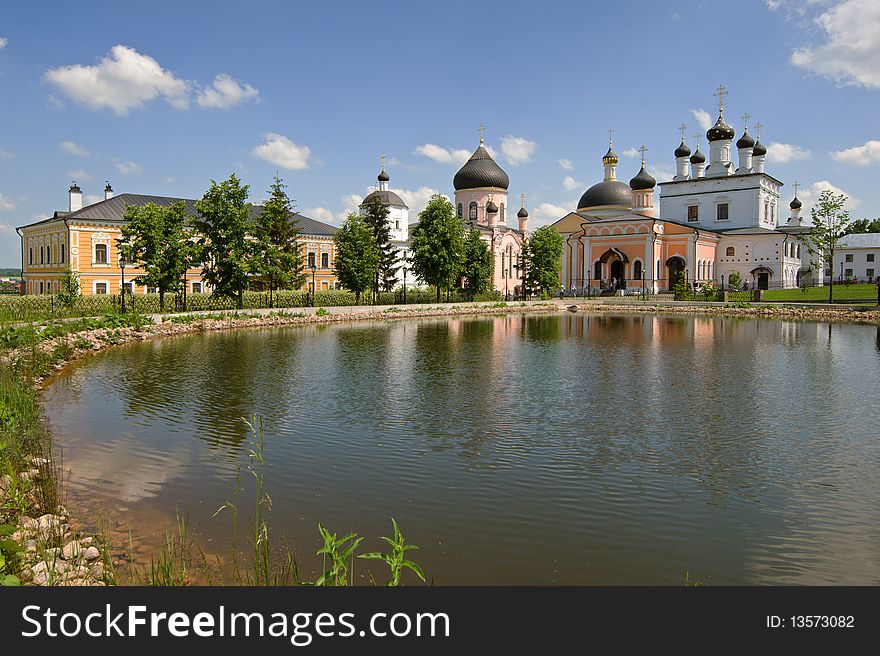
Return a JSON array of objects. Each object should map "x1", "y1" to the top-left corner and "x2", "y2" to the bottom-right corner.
[{"x1": 18, "y1": 184, "x2": 338, "y2": 296}]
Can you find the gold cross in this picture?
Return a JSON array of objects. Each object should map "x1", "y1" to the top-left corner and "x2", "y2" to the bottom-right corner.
[
  {"x1": 479, "y1": 123, "x2": 486, "y2": 144},
  {"x1": 638, "y1": 144, "x2": 648, "y2": 165},
  {"x1": 679, "y1": 123, "x2": 687, "y2": 141},
  {"x1": 714, "y1": 84, "x2": 727, "y2": 114}
]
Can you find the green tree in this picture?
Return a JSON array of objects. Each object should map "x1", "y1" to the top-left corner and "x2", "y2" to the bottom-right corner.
[
  {"x1": 252, "y1": 176, "x2": 304, "y2": 307},
  {"x1": 333, "y1": 214, "x2": 379, "y2": 304},
  {"x1": 360, "y1": 195, "x2": 399, "y2": 297},
  {"x1": 57, "y1": 266, "x2": 81, "y2": 307},
  {"x1": 727, "y1": 270, "x2": 743, "y2": 291},
  {"x1": 803, "y1": 189, "x2": 852, "y2": 303},
  {"x1": 118, "y1": 202, "x2": 195, "y2": 312},
  {"x1": 461, "y1": 226, "x2": 494, "y2": 300},
  {"x1": 410, "y1": 195, "x2": 465, "y2": 302},
  {"x1": 523, "y1": 225, "x2": 564, "y2": 298},
  {"x1": 847, "y1": 218, "x2": 880, "y2": 234},
  {"x1": 193, "y1": 174, "x2": 254, "y2": 309}
]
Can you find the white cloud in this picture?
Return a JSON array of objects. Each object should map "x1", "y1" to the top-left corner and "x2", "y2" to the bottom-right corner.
[
  {"x1": 0, "y1": 37, "x2": 7, "y2": 50},
  {"x1": 115, "y1": 160, "x2": 142, "y2": 175},
  {"x1": 563, "y1": 176, "x2": 582, "y2": 191},
  {"x1": 45, "y1": 45, "x2": 190, "y2": 115},
  {"x1": 798, "y1": 180, "x2": 860, "y2": 214},
  {"x1": 647, "y1": 165, "x2": 675, "y2": 183},
  {"x1": 500, "y1": 135, "x2": 537, "y2": 165},
  {"x1": 690, "y1": 109, "x2": 712, "y2": 131},
  {"x1": 766, "y1": 142, "x2": 812, "y2": 163},
  {"x1": 0, "y1": 148, "x2": 13, "y2": 159},
  {"x1": 59, "y1": 140, "x2": 90, "y2": 157},
  {"x1": 791, "y1": 0, "x2": 880, "y2": 88},
  {"x1": 67, "y1": 169, "x2": 93, "y2": 181},
  {"x1": 831, "y1": 139, "x2": 880, "y2": 165},
  {"x1": 621, "y1": 147, "x2": 639, "y2": 158},
  {"x1": 163, "y1": 176, "x2": 176, "y2": 184},
  {"x1": 0, "y1": 194, "x2": 15, "y2": 211},
  {"x1": 195, "y1": 74, "x2": 259, "y2": 109},
  {"x1": 530, "y1": 202, "x2": 570, "y2": 227},
  {"x1": 557, "y1": 159, "x2": 573, "y2": 171},
  {"x1": 304, "y1": 207, "x2": 336, "y2": 224},
  {"x1": 84, "y1": 194, "x2": 103, "y2": 206},
  {"x1": 252, "y1": 133, "x2": 311, "y2": 170},
  {"x1": 0, "y1": 223, "x2": 17, "y2": 236},
  {"x1": 390, "y1": 186, "x2": 443, "y2": 215},
  {"x1": 414, "y1": 143, "x2": 472, "y2": 165}
]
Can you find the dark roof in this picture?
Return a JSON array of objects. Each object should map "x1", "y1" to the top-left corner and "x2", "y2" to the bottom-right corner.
[
  {"x1": 18, "y1": 192, "x2": 337, "y2": 236},
  {"x1": 517, "y1": 205, "x2": 529, "y2": 218},
  {"x1": 689, "y1": 148, "x2": 706, "y2": 164},
  {"x1": 629, "y1": 165, "x2": 656, "y2": 190},
  {"x1": 377, "y1": 169, "x2": 390, "y2": 182},
  {"x1": 674, "y1": 141, "x2": 691, "y2": 158},
  {"x1": 361, "y1": 189, "x2": 408, "y2": 208},
  {"x1": 707, "y1": 114, "x2": 735, "y2": 142},
  {"x1": 69, "y1": 183, "x2": 81, "y2": 193},
  {"x1": 453, "y1": 145, "x2": 510, "y2": 191},
  {"x1": 789, "y1": 196, "x2": 802, "y2": 210},
  {"x1": 736, "y1": 130, "x2": 755, "y2": 149},
  {"x1": 486, "y1": 199, "x2": 498, "y2": 213},
  {"x1": 752, "y1": 140, "x2": 766, "y2": 156},
  {"x1": 577, "y1": 180, "x2": 632, "y2": 210}
]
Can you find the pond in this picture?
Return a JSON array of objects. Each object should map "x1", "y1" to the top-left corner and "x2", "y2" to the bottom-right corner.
[{"x1": 42, "y1": 313, "x2": 880, "y2": 584}]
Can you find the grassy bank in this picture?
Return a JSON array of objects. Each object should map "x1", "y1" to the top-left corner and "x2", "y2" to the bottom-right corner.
[{"x1": 762, "y1": 283, "x2": 878, "y2": 303}]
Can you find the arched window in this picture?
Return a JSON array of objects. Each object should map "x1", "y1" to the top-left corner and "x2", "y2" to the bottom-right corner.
[
  {"x1": 726, "y1": 246, "x2": 735, "y2": 257},
  {"x1": 594, "y1": 261, "x2": 601, "y2": 281},
  {"x1": 633, "y1": 260, "x2": 643, "y2": 280},
  {"x1": 457, "y1": 203, "x2": 463, "y2": 219},
  {"x1": 469, "y1": 202, "x2": 477, "y2": 220},
  {"x1": 94, "y1": 243, "x2": 108, "y2": 264},
  {"x1": 796, "y1": 245, "x2": 801, "y2": 258},
  {"x1": 500, "y1": 203, "x2": 505, "y2": 222}
]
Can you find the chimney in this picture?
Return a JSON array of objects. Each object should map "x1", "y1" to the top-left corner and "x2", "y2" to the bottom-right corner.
[
  {"x1": 68, "y1": 182, "x2": 83, "y2": 212},
  {"x1": 104, "y1": 181, "x2": 113, "y2": 200}
]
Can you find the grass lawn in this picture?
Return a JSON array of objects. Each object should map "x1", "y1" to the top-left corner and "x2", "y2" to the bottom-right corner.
[{"x1": 763, "y1": 283, "x2": 879, "y2": 303}]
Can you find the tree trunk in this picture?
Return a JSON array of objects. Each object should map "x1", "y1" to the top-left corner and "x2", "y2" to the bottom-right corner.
[
  {"x1": 436, "y1": 286, "x2": 440, "y2": 303},
  {"x1": 159, "y1": 290, "x2": 165, "y2": 313},
  {"x1": 237, "y1": 287, "x2": 243, "y2": 310}
]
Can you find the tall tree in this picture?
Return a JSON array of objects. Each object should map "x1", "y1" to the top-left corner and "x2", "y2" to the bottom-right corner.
[
  {"x1": 523, "y1": 225, "x2": 564, "y2": 298},
  {"x1": 253, "y1": 176, "x2": 304, "y2": 307},
  {"x1": 193, "y1": 174, "x2": 254, "y2": 309},
  {"x1": 360, "y1": 195, "x2": 399, "y2": 297},
  {"x1": 118, "y1": 202, "x2": 195, "y2": 312},
  {"x1": 333, "y1": 214, "x2": 379, "y2": 304},
  {"x1": 410, "y1": 195, "x2": 465, "y2": 302},
  {"x1": 847, "y1": 218, "x2": 880, "y2": 234},
  {"x1": 461, "y1": 226, "x2": 494, "y2": 300},
  {"x1": 803, "y1": 189, "x2": 852, "y2": 303}
]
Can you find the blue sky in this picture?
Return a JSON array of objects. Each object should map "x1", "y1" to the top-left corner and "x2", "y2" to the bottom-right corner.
[{"x1": 1, "y1": 0, "x2": 879, "y2": 266}]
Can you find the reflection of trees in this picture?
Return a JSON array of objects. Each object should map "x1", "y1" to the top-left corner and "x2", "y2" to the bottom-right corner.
[{"x1": 521, "y1": 314, "x2": 562, "y2": 343}]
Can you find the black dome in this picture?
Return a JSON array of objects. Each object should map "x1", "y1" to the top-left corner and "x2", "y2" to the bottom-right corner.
[
  {"x1": 690, "y1": 149, "x2": 706, "y2": 164},
  {"x1": 707, "y1": 115, "x2": 735, "y2": 142},
  {"x1": 736, "y1": 130, "x2": 755, "y2": 149},
  {"x1": 377, "y1": 169, "x2": 390, "y2": 182},
  {"x1": 69, "y1": 182, "x2": 81, "y2": 193},
  {"x1": 517, "y1": 206, "x2": 529, "y2": 218},
  {"x1": 674, "y1": 140, "x2": 691, "y2": 158},
  {"x1": 453, "y1": 145, "x2": 509, "y2": 191},
  {"x1": 486, "y1": 199, "x2": 498, "y2": 213},
  {"x1": 361, "y1": 189, "x2": 407, "y2": 208},
  {"x1": 577, "y1": 180, "x2": 632, "y2": 210},
  {"x1": 790, "y1": 196, "x2": 802, "y2": 210},
  {"x1": 629, "y1": 165, "x2": 656, "y2": 190},
  {"x1": 752, "y1": 140, "x2": 766, "y2": 156}
]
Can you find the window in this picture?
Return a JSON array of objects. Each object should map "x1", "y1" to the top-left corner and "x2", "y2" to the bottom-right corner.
[
  {"x1": 61, "y1": 244, "x2": 65, "y2": 263},
  {"x1": 308, "y1": 252, "x2": 316, "y2": 268},
  {"x1": 40, "y1": 246, "x2": 45, "y2": 264},
  {"x1": 845, "y1": 268, "x2": 853, "y2": 277},
  {"x1": 725, "y1": 246, "x2": 735, "y2": 257},
  {"x1": 594, "y1": 261, "x2": 601, "y2": 280},
  {"x1": 500, "y1": 203, "x2": 505, "y2": 222},
  {"x1": 321, "y1": 281, "x2": 329, "y2": 290},
  {"x1": 867, "y1": 268, "x2": 875, "y2": 278},
  {"x1": 192, "y1": 282, "x2": 202, "y2": 294},
  {"x1": 122, "y1": 282, "x2": 133, "y2": 294},
  {"x1": 95, "y1": 282, "x2": 108, "y2": 295},
  {"x1": 633, "y1": 260, "x2": 643, "y2": 280},
  {"x1": 94, "y1": 243, "x2": 108, "y2": 264},
  {"x1": 39, "y1": 281, "x2": 44, "y2": 294},
  {"x1": 469, "y1": 202, "x2": 477, "y2": 220},
  {"x1": 457, "y1": 203, "x2": 463, "y2": 219},
  {"x1": 321, "y1": 252, "x2": 329, "y2": 268},
  {"x1": 868, "y1": 253, "x2": 875, "y2": 262},
  {"x1": 29, "y1": 248, "x2": 33, "y2": 265},
  {"x1": 395, "y1": 220, "x2": 400, "y2": 230},
  {"x1": 47, "y1": 245, "x2": 51, "y2": 263},
  {"x1": 796, "y1": 245, "x2": 801, "y2": 258},
  {"x1": 717, "y1": 203, "x2": 729, "y2": 221},
  {"x1": 687, "y1": 206, "x2": 699, "y2": 222},
  {"x1": 845, "y1": 254, "x2": 853, "y2": 263}
]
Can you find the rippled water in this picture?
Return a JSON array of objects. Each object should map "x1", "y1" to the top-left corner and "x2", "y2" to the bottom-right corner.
[{"x1": 42, "y1": 314, "x2": 880, "y2": 584}]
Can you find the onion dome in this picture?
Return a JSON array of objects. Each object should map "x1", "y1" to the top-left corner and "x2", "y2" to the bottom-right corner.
[
  {"x1": 377, "y1": 169, "x2": 390, "y2": 182},
  {"x1": 674, "y1": 140, "x2": 691, "y2": 158},
  {"x1": 736, "y1": 130, "x2": 755, "y2": 149},
  {"x1": 453, "y1": 145, "x2": 510, "y2": 191},
  {"x1": 486, "y1": 199, "x2": 498, "y2": 214},
  {"x1": 69, "y1": 182, "x2": 81, "y2": 193},
  {"x1": 790, "y1": 196, "x2": 802, "y2": 210},
  {"x1": 361, "y1": 189, "x2": 408, "y2": 208},
  {"x1": 602, "y1": 146, "x2": 619, "y2": 166},
  {"x1": 577, "y1": 181, "x2": 632, "y2": 211},
  {"x1": 752, "y1": 140, "x2": 766, "y2": 157},
  {"x1": 689, "y1": 148, "x2": 706, "y2": 164},
  {"x1": 629, "y1": 164, "x2": 656, "y2": 190},
  {"x1": 517, "y1": 205, "x2": 529, "y2": 218},
  {"x1": 706, "y1": 114, "x2": 735, "y2": 142}
]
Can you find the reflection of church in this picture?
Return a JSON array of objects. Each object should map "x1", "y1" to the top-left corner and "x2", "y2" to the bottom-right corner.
[{"x1": 553, "y1": 87, "x2": 811, "y2": 293}]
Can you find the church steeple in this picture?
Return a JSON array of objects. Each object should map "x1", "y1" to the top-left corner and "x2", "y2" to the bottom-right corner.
[
  {"x1": 377, "y1": 154, "x2": 389, "y2": 191},
  {"x1": 602, "y1": 128, "x2": 618, "y2": 181}
]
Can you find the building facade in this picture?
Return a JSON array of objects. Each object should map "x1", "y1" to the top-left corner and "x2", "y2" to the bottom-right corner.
[{"x1": 832, "y1": 233, "x2": 880, "y2": 282}]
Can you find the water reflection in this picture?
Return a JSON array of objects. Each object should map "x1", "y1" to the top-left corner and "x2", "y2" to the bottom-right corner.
[{"x1": 42, "y1": 313, "x2": 880, "y2": 584}]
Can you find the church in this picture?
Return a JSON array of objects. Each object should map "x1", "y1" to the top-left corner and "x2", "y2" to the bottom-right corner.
[{"x1": 552, "y1": 87, "x2": 812, "y2": 294}]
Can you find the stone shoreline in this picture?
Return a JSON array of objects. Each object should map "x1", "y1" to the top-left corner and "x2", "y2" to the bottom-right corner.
[{"x1": 5, "y1": 298, "x2": 879, "y2": 585}]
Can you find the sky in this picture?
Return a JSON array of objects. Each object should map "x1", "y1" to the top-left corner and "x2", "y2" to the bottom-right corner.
[{"x1": 1, "y1": 0, "x2": 880, "y2": 266}]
